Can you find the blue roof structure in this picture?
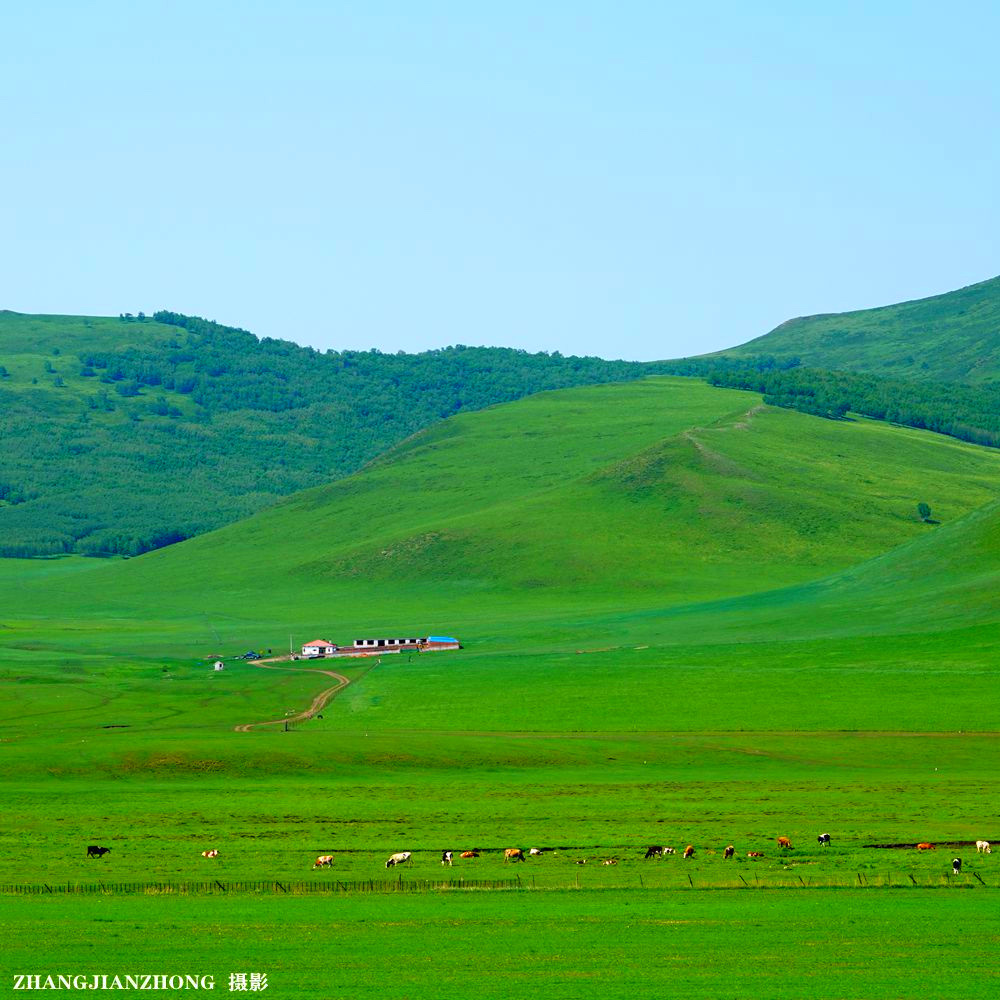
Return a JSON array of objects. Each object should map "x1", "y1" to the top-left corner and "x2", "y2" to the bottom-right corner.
[{"x1": 427, "y1": 636, "x2": 458, "y2": 643}]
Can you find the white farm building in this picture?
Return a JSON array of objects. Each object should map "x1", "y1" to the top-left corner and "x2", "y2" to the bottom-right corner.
[{"x1": 301, "y1": 640, "x2": 338, "y2": 657}]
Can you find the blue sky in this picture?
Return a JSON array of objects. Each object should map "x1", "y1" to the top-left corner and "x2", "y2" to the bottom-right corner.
[{"x1": 3, "y1": 1, "x2": 997, "y2": 360}]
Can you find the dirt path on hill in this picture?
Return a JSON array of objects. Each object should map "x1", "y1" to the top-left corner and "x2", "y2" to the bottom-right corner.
[{"x1": 233, "y1": 658, "x2": 355, "y2": 732}]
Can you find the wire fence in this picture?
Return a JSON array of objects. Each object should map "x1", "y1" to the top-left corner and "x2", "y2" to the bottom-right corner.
[{"x1": 0, "y1": 877, "x2": 524, "y2": 896}]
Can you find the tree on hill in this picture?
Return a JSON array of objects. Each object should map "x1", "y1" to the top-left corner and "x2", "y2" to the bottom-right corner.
[{"x1": 917, "y1": 502, "x2": 932, "y2": 522}]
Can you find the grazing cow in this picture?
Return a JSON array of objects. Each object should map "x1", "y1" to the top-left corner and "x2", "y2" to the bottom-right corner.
[
  {"x1": 573, "y1": 859, "x2": 587, "y2": 865},
  {"x1": 976, "y1": 840, "x2": 991, "y2": 854},
  {"x1": 460, "y1": 851, "x2": 479, "y2": 859},
  {"x1": 503, "y1": 848, "x2": 525, "y2": 863},
  {"x1": 747, "y1": 852, "x2": 764, "y2": 858},
  {"x1": 777, "y1": 837, "x2": 792, "y2": 850},
  {"x1": 601, "y1": 859, "x2": 618, "y2": 866},
  {"x1": 817, "y1": 833, "x2": 831, "y2": 847},
  {"x1": 644, "y1": 845, "x2": 665, "y2": 859},
  {"x1": 916, "y1": 843, "x2": 935, "y2": 851},
  {"x1": 952, "y1": 858, "x2": 962, "y2": 875},
  {"x1": 683, "y1": 845, "x2": 695, "y2": 859},
  {"x1": 201, "y1": 850, "x2": 220, "y2": 859},
  {"x1": 312, "y1": 855, "x2": 334, "y2": 869},
  {"x1": 86, "y1": 846, "x2": 111, "y2": 858},
  {"x1": 441, "y1": 851, "x2": 453, "y2": 867},
  {"x1": 723, "y1": 845, "x2": 735, "y2": 860},
  {"x1": 528, "y1": 848, "x2": 544, "y2": 856},
  {"x1": 385, "y1": 851, "x2": 412, "y2": 869},
  {"x1": 663, "y1": 846, "x2": 675, "y2": 855}
]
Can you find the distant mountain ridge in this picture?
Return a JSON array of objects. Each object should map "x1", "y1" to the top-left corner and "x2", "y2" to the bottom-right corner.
[{"x1": 721, "y1": 274, "x2": 1000, "y2": 383}]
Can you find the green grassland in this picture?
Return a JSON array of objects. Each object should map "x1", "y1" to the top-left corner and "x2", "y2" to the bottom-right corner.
[
  {"x1": 4, "y1": 891, "x2": 998, "y2": 1000},
  {"x1": 3, "y1": 376, "x2": 1000, "y2": 996},
  {"x1": 722, "y1": 272, "x2": 1000, "y2": 382}
]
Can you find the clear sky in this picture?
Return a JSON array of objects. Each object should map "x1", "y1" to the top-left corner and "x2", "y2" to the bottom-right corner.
[{"x1": 3, "y1": 1, "x2": 997, "y2": 360}]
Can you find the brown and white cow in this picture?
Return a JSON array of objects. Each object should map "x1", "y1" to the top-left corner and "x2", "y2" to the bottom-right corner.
[
  {"x1": 916, "y1": 843, "x2": 935, "y2": 851},
  {"x1": 385, "y1": 851, "x2": 412, "y2": 868},
  {"x1": 777, "y1": 837, "x2": 792, "y2": 850},
  {"x1": 460, "y1": 850, "x2": 479, "y2": 859},
  {"x1": 202, "y1": 849, "x2": 220, "y2": 859},
  {"x1": 312, "y1": 855, "x2": 333, "y2": 869},
  {"x1": 503, "y1": 848, "x2": 525, "y2": 863},
  {"x1": 723, "y1": 845, "x2": 735, "y2": 860},
  {"x1": 683, "y1": 845, "x2": 695, "y2": 859}
]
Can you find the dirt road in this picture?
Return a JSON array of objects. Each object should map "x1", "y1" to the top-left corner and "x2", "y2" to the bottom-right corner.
[{"x1": 233, "y1": 659, "x2": 353, "y2": 732}]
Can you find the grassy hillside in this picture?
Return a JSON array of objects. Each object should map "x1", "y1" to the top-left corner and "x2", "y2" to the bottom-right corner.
[
  {"x1": 11, "y1": 375, "x2": 1000, "y2": 624},
  {"x1": 0, "y1": 310, "x2": 652, "y2": 557},
  {"x1": 722, "y1": 273, "x2": 1000, "y2": 382}
]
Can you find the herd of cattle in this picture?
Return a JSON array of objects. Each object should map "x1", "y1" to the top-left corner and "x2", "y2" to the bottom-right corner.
[{"x1": 85, "y1": 836, "x2": 992, "y2": 872}]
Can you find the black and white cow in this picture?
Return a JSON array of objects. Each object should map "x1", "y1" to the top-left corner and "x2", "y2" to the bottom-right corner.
[
  {"x1": 385, "y1": 851, "x2": 412, "y2": 869},
  {"x1": 441, "y1": 851, "x2": 453, "y2": 866},
  {"x1": 952, "y1": 858, "x2": 962, "y2": 875},
  {"x1": 817, "y1": 833, "x2": 831, "y2": 847},
  {"x1": 86, "y1": 845, "x2": 111, "y2": 858}
]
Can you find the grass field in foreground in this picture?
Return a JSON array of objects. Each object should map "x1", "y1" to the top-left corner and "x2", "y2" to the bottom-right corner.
[{"x1": 4, "y1": 890, "x2": 998, "y2": 999}]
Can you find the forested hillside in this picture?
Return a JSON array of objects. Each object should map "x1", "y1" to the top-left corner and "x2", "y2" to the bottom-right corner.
[
  {"x1": 720, "y1": 274, "x2": 1000, "y2": 382},
  {"x1": 0, "y1": 311, "x2": 649, "y2": 557}
]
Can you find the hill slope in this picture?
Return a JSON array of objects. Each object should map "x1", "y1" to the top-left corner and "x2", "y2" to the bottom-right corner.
[
  {"x1": 9, "y1": 376, "x2": 1000, "y2": 637},
  {"x1": 0, "y1": 310, "x2": 653, "y2": 557},
  {"x1": 722, "y1": 274, "x2": 1000, "y2": 383}
]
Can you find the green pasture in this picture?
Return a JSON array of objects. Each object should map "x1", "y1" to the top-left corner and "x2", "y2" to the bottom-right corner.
[
  {"x1": 1, "y1": 731, "x2": 996, "y2": 886},
  {"x1": 4, "y1": 890, "x2": 999, "y2": 999},
  {"x1": 2, "y1": 376, "x2": 1000, "y2": 992}
]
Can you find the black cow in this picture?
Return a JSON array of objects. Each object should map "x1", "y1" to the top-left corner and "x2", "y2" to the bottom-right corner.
[
  {"x1": 817, "y1": 833, "x2": 831, "y2": 847},
  {"x1": 644, "y1": 845, "x2": 665, "y2": 859},
  {"x1": 87, "y1": 845, "x2": 111, "y2": 858}
]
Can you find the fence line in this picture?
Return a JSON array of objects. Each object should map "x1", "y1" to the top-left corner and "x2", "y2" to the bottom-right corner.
[
  {"x1": 0, "y1": 877, "x2": 523, "y2": 897},
  {"x1": 1, "y1": 874, "x2": 995, "y2": 897}
]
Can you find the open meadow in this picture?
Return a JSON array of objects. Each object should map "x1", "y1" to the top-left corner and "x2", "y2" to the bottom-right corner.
[{"x1": 3, "y1": 377, "x2": 1000, "y2": 997}]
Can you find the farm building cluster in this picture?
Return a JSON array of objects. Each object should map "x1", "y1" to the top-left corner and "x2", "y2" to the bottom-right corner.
[{"x1": 300, "y1": 635, "x2": 460, "y2": 658}]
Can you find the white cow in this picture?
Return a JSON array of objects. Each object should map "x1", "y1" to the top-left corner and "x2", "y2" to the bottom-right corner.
[
  {"x1": 385, "y1": 851, "x2": 412, "y2": 869},
  {"x1": 976, "y1": 840, "x2": 991, "y2": 854}
]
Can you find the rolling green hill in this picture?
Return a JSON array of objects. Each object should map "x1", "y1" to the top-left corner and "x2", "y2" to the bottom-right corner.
[
  {"x1": 0, "y1": 310, "x2": 653, "y2": 557},
  {"x1": 5, "y1": 376, "x2": 999, "y2": 656},
  {"x1": 722, "y1": 273, "x2": 1000, "y2": 382}
]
